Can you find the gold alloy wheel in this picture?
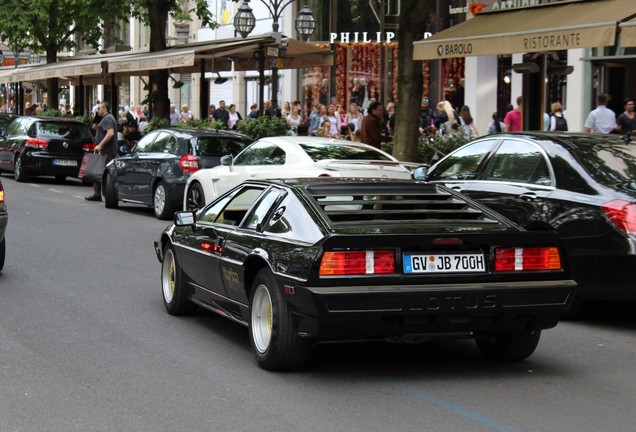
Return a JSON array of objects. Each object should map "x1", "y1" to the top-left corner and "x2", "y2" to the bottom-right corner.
[{"x1": 251, "y1": 284, "x2": 273, "y2": 354}]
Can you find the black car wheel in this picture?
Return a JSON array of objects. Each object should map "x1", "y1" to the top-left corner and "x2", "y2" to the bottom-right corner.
[
  {"x1": 0, "y1": 237, "x2": 5, "y2": 272},
  {"x1": 161, "y1": 244, "x2": 195, "y2": 315},
  {"x1": 186, "y1": 182, "x2": 205, "y2": 211},
  {"x1": 153, "y1": 181, "x2": 174, "y2": 220},
  {"x1": 104, "y1": 174, "x2": 119, "y2": 209},
  {"x1": 475, "y1": 330, "x2": 541, "y2": 361},
  {"x1": 14, "y1": 156, "x2": 28, "y2": 182},
  {"x1": 249, "y1": 268, "x2": 311, "y2": 370}
]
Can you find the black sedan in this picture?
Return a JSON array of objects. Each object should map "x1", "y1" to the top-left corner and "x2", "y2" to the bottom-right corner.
[
  {"x1": 155, "y1": 178, "x2": 575, "y2": 370},
  {"x1": 416, "y1": 132, "x2": 636, "y2": 303},
  {"x1": 0, "y1": 177, "x2": 6, "y2": 271},
  {"x1": 104, "y1": 128, "x2": 252, "y2": 219},
  {"x1": 0, "y1": 116, "x2": 95, "y2": 182}
]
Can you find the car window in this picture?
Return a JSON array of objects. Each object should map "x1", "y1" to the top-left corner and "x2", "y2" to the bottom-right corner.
[
  {"x1": 194, "y1": 136, "x2": 251, "y2": 157},
  {"x1": 482, "y1": 140, "x2": 552, "y2": 186},
  {"x1": 134, "y1": 131, "x2": 159, "y2": 152},
  {"x1": 245, "y1": 188, "x2": 282, "y2": 230},
  {"x1": 428, "y1": 139, "x2": 496, "y2": 181},
  {"x1": 573, "y1": 143, "x2": 636, "y2": 192},
  {"x1": 234, "y1": 142, "x2": 285, "y2": 165},
  {"x1": 215, "y1": 187, "x2": 266, "y2": 226},
  {"x1": 4, "y1": 118, "x2": 21, "y2": 136},
  {"x1": 35, "y1": 122, "x2": 91, "y2": 139},
  {"x1": 150, "y1": 132, "x2": 175, "y2": 153},
  {"x1": 199, "y1": 194, "x2": 234, "y2": 223},
  {"x1": 299, "y1": 142, "x2": 393, "y2": 161},
  {"x1": 264, "y1": 194, "x2": 323, "y2": 242}
]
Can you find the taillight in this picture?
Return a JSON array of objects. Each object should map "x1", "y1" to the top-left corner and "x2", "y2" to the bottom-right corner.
[
  {"x1": 179, "y1": 154, "x2": 199, "y2": 174},
  {"x1": 82, "y1": 142, "x2": 96, "y2": 151},
  {"x1": 25, "y1": 138, "x2": 48, "y2": 149},
  {"x1": 319, "y1": 250, "x2": 395, "y2": 275},
  {"x1": 0, "y1": 189, "x2": 4, "y2": 202},
  {"x1": 494, "y1": 247, "x2": 561, "y2": 271},
  {"x1": 601, "y1": 200, "x2": 636, "y2": 236}
]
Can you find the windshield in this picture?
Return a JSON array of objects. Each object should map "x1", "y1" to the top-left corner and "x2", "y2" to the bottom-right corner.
[
  {"x1": 572, "y1": 142, "x2": 636, "y2": 191},
  {"x1": 299, "y1": 143, "x2": 393, "y2": 162},
  {"x1": 36, "y1": 122, "x2": 91, "y2": 139}
]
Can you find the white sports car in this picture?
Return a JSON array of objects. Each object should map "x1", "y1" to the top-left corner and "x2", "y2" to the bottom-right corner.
[{"x1": 183, "y1": 136, "x2": 414, "y2": 210}]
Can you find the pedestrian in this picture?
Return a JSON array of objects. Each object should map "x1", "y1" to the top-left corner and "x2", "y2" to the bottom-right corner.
[
  {"x1": 212, "y1": 100, "x2": 230, "y2": 128},
  {"x1": 228, "y1": 104, "x2": 242, "y2": 130},
  {"x1": 584, "y1": 93, "x2": 616, "y2": 133},
  {"x1": 169, "y1": 104, "x2": 179, "y2": 126},
  {"x1": 345, "y1": 102, "x2": 363, "y2": 132},
  {"x1": 85, "y1": 102, "x2": 118, "y2": 202},
  {"x1": 180, "y1": 104, "x2": 193, "y2": 123},
  {"x1": 459, "y1": 105, "x2": 478, "y2": 138},
  {"x1": 615, "y1": 98, "x2": 636, "y2": 135},
  {"x1": 418, "y1": 96, "x2": 435, "y2": 135},
  {"x1": 434, "y1": 100, "x2": 458, "y2": 135},
  {"x1": 486, "y1": 112, "x2": 506, "y2": 135},
  {"x1": 247, "y1": 103, "x2": 259, "y2": 119},
  {"x1": 286, "y1": 103, "x2": 302, "y2": 135},
  {"x1": 326, "y1": 105, "x2": 340, "y2": 138},
  {"x1": 310, "y1": 104, "x2": 327, "y2": 135},
  {"x1": 549, "y1": 102, "x2": 568, "y2": 131},
  {"x1": 360, "y1": 100, "x2": 392, "y2": 149},
  {"x1": 504, "y1": 96, "x2": 522, "y2": 132}
]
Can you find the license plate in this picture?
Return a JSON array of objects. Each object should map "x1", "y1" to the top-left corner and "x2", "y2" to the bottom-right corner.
[
  {"x1": 53, "y1": 159, "x2": 77, "y2": 166},
  {"x1": 403, "y1": 253, "x2": 486, "y2": 274}
]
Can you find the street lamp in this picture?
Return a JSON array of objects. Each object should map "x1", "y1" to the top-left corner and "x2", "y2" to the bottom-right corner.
[{"x1": 233, "y1": 0, "x2": 316, "y2": 115}]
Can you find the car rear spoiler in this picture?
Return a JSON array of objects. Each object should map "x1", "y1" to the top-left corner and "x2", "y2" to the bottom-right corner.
[{"x1": 315, "y1": 159, "x2": 420, "y2": 171}]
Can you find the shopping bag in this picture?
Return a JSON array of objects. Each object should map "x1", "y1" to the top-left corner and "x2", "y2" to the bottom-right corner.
[
  {"x1": 82, "y1": 153, "x2": 107, "y2": 183},
  {"x1": 78, "y1": 153, "x2": 90, "y2": 179}
]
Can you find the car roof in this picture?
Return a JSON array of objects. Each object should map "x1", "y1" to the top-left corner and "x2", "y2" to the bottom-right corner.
[
  {"x1": 253, "y1": 135, "x2": 398, "y2": 160},
  {"x1": 487, "y1": 131, "x2": 629, "y2": 149},
  {"x1": 151, "y1": 127, "x2": 252, "y2": 140}
]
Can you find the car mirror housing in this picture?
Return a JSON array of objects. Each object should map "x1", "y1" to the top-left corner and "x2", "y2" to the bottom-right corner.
[
  {"x1": 174, "y1": 211, "x2": 196, "y2": 226},
  {"x1": 220, "y1": 155, "x2": 233, "y2": 166},
  {"x1": 411, "y1": 165, "x2": 428, "y2": 181}
]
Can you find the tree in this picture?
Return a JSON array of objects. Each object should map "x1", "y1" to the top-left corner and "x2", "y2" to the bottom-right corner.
[
  {"x1": 129, "y1": 0, "x2": 216, "y2": 119},
  {"x1": 392, "y1": 0, "x2": 431, "y2": 163},
  {"x1": 0, "y1": 0, "x2": 129, "y2": 109}
]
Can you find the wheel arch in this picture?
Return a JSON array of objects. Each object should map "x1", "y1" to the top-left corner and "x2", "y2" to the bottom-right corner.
[{"x1": 243, "y1": 255, "x2": 272, "y2": 300}]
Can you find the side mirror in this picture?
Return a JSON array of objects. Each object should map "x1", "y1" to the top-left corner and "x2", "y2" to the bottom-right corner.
[
  {"x1": 220, "y1": 154, "x2": 233, "y2": 166},
  {"x1": 411, "y1": 165, "x2": 428, "y2": 181},
  {"x1": 174, "y1": 211, "x2": 196, "y2": 226},
  {"x1": 118, "y1": 145, "x2": 131, "y2": 156}
]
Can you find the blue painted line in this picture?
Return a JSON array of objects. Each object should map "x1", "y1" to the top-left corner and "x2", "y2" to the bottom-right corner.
[{"x1": 386, "y1": 381, "x2": 523, "y2": 432}]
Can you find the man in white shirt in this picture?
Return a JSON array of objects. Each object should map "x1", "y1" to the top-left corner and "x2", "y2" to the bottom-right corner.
[{"x1": 584, "y1": 93, "x2": 616, "y2": 133}]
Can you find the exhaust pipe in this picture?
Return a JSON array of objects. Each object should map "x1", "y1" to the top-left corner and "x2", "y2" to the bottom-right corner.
[{"x1": 513, "y1": 315, "x2": 538, "y2": 335}]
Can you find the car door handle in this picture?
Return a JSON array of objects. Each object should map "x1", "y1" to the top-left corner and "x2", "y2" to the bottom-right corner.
[
  {"x1": 447, "y1": 185, "x2": 463, "y2": 192},
  {"x1": 519, "y1": 192, "x2": 537, "y2": 202}
]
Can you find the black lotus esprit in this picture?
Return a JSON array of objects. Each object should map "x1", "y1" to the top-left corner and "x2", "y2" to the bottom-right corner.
[{"x1": 154, "y1": 178, "x2": 576, "y2": 370}]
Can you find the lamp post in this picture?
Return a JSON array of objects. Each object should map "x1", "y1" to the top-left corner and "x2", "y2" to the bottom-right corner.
[{"x1": 233, "y1": 0, "x2": 315, "y2": 116}]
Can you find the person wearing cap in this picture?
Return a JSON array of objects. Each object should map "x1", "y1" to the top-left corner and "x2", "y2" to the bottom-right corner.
[
  {"x1": 486, "y1": 111, "x2": 506, "y2": 135},
  {"x1": 418, "y1": 96, "x2": 435, "y2": 135}
]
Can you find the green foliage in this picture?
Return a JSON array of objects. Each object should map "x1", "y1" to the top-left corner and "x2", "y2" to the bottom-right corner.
[
  {"x1": 418, "y1": 133, "x2": 471, "y2": 165},
  {"x1": 143, "y1": 117, "x2": 170, "y2": 134},
  {"x1": 73, "y1": 115, "x2": 93, "y2": 128},
  {"x1": 236, "y1": 116, "x2": 291, "y2": 140},
  {"x1": 174, "y1": 118, "x2": 226, "y2": 130},
  {"x1": 40, "y1": 109, "x2": 63, "y2": 117}
]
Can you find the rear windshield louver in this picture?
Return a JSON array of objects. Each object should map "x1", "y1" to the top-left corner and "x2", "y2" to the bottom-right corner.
[{"x1": 307, "y1": 183, "x2": 495, "y2": 225}]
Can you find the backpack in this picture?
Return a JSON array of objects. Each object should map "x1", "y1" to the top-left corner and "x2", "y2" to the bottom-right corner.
[{"x1": 553, "y1": 115, "x2": 568, "y2": 131}]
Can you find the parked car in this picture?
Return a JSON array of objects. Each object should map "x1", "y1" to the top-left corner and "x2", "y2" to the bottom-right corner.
[
  {"x1": 0, "y1": 116, "x2": 95, "y2": 182},
  {"x1": 0, "y1": 177, "x2": 7, "y2": 271},
  {"x1": 103, "y1": 128, "x2": 252, "y2": 219},
  {"x1": 183, "y1": 136, "x2": 415, "y2": 210},
  {"x1": 415, "y1": 132, "x2": 636, "y2": 303},
  {"x1": 155, "y1": 178, "x2": 576, "y2": 370},
  {"x1": 0, "y1": 113, "x2": 20, "y2": 135}
]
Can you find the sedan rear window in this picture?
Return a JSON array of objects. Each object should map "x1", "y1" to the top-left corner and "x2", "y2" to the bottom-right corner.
[
  {"x1": 299, "y1": 143, "x2": 393, "y2": 161},
  {"x1": 194, "y1": 137, "x2": 250, "y2": 157},
  {"x1": 574, "y1": 144, "x2": 636, "y2": 191},
  {"x1": 35, "y1": 122, "x2": 91, "y2": 139}
]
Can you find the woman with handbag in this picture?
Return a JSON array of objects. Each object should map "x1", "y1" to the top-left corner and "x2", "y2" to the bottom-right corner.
[{"x1": 85, "y1": 102, "x2": 118, "y2": 202}]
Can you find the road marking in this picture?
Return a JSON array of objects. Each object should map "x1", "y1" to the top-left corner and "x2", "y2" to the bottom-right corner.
[
  {"x1": 386, "y1": 381, "x2": 523, "y2": 432},
  {"x1": 29, "y1": 183, "x2": 41, "y2": 188},
  {"x1": 49, "y1": 189, "x2": 64, "y2": 194}
]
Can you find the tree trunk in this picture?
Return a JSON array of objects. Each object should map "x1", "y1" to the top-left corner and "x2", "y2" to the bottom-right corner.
[
  {"x1": 46, "y1": 46, "x2": 59, "y2": 111},
  {"x1": 393, "y1": 0, "x2": 431, "y2": 163},
  {"x1": 147, "y1": 0, "x2": 170, "y2": 120}
]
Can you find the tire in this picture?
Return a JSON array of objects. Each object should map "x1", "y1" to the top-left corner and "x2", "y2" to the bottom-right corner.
[
  {"x1": 153, "y1": 181, "x2": 174, "y2": 220},
  {"x1": 104, "y1": 173, "x2": 119, "y2": 209},
  {"x1": 55, "y1": 175, "x2": 66, "y2": 182},
  {"x1": 249, "y1": 268, "x2": 311, "y2": 370},
  {"x1": 186, "y1": 182, "x2": 205, "y2": 211},
  {"x1": 161, "y1": 244, "x2": 196, "y2": 315},
  {"x1": 475, "y1": 330, "x2": 541, "y2": 361},
  {"x1": 0, "y1": 237, "x2": 5, "y2": 272},
  {"x1": 14, "y1": 155, "x2": 28, "y2": 182}
]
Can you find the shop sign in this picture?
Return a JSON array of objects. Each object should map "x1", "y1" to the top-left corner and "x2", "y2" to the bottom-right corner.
[{"x1": 329, "y1": 32, "x2": 396, "y2": 44}]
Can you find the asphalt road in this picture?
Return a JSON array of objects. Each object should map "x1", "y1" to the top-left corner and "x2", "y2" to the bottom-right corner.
[{"x1": 1, "y1": 174, "x2": 635, "y2": 432}]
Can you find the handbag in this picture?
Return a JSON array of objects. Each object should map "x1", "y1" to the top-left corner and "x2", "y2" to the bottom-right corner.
[{"x1": 82, "y1": 152, "x2": 108, "y2": 183}]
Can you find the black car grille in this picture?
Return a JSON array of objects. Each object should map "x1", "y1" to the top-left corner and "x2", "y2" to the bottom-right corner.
[{"x1": 307, "y1": 182, "x2": 495, "y2": 225}]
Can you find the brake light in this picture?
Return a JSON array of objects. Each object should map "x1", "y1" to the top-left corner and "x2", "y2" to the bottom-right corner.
[
  {"x1": 601, "y1": 200, "x2": 636, "y2": 236},
  {"x1": 495, "y1": 247, "x2": 561, "y2": 271},
  {"x1": 82, "y1": 142, "x2": 96, "y2": 151},
  {"x1": 179, "y1": 154, "x2": 199, "y2": 173},
  {"x1": 25, "y1": 138, "x2": 48, "y2": 149},
  {"x1": 319, "y1": 250, "x2": 395, "y2": 275},
  {"x1": 0, "y1": 189, "x2": 4, "y2": 202}
]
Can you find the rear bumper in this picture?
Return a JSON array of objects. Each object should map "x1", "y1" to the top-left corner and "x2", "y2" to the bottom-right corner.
[
  {"x1": 286, "y1": 280, "x2": 577, "y2": 340},
  {"x1": 569, "y1": 254, "x2": 636, "y2": 301},
  {"x1": 21, "y1": 152, "x2": 82, "y2": 177}
]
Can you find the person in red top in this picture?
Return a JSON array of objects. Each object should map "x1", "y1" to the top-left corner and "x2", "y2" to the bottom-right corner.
[
  {"x1": 360, "y1": 101, "x2": 392, "y2": 149},
  {"x1": 504, "y1": 96, "x2": 523, "y2": 132}
]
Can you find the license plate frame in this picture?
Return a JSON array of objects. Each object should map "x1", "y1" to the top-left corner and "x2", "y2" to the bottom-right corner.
[
  {"x1": 403, "y1": 252, "x2": 486, "y2": 274},
  {"x1": 52, "y1": 159, "x2": 78, "y2": 167}
]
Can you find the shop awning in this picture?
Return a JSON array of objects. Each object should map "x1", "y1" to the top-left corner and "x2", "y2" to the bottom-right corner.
[
  {"x1": 15, "y1": 56, "x2": 105, "y2": 81},
  {"x1": 620, "y1": 18, "x2": 636, "y2": 47},
  {"x1": 414, "y1": 0, "x2": 636, "y2": 60}
]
